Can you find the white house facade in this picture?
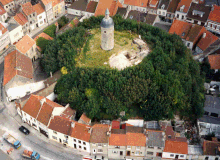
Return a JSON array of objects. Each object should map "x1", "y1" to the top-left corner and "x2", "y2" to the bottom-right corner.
[{"x1": 8, "y1": 23, "x2": 24, "y2": 44}]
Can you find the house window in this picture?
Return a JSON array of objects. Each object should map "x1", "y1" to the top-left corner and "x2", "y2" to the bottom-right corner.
[
  {"x1": 53, "y1": 131, "x2": 57, "y2": 134},
  {"x1": 120, "y1": 151, "x2": 123, "y2": 155},
  {"x1": 74, "y1": 139, "x2": 76, "y2": 142},
  {"x1": 98, "y1": 144, "x2": 102, "y2": 147},
  {"x1": 163, "y1": 12, "x2": 165, "y2": 15},
  {"x1": 40, "y1": 21, "x2": 43, "y2": 24},
  {"x1": 187, "y1": 43, "x2": 190, "y2": 47},
  {"x1": 83, "y1": 142, "x2": 86, "y2": 145},
  {"x1": 33, "y1": 13, "x2": 35, "y2": 16},
  {"x1": 30, "y1": 15, "x2": 32, "y2": 18},
  {"x1": 6, "y1": 6, "x2": 8, "y2": 8},
  {"x1": 148, "y1": 146, "x2": 154, "y2": 149},
  {"x1": 147, "y1": 151, "x2": 153, "y2": 155},
  {"x1": 52, "y1": 136, "x2": 57, "y2": 140},
  {"x1": 216, "y1": 26, "x2": 220, "y2": 30},
  {"x1": 32, "y1": 123, "x2": 37, "y2": 127},
  {"x1": 177, "y1": 14, "x2": 179, "y2": 18},
  {"x1": 104, "y1": 31, "x2": 106, "y2": 33},
  {"x1": 127, "y1": 146, "x2": 131, "y2": 149},
  {"x1": 112, "y1": 150, "x2": 118, "y2": 154},
  {"x1": 39, "y1": 16, "x2": 42, "y2": 19},
  {"x1": 78, "y1": 140, "x2": 81, "y2": 144},
  {"x1": 158, "y1": 147, "x2": 162, "y2": 149},
  {"x1": 182, "y1": 15, "x2": 184, "y2": 19},
  {"x1": 136, "y1": 146, "x2": 140, "y2": 150},
  {"x1": 159, "y1": 11, "x2": 161, "y2": 15},
  {"x1": 205, "y1": 157, "x2": 209, "y2": 160},
  {"x1": 115, "y1": 146, "x2": 120, "y2": 149},
  {"x1": 135, "y1": 151, "x2": 140, "y2": 155},
  {"x1": 215, "y1": 158, "x2": 218, "y2": 160},
  {"x1": 84, "y1": 147, "x2": 86, "y2": 150},
  {"x1": 180, "y1": 155, "x2": 184, "y2": 158},
  {"x1": 98, "y1": 149, "x2": 103, "y2": 153},
  {"x1": 65, "y1": 135, "x2": 68, "y2": 139},
  {"x1": 79, "y1": 145, "x2": 81, "y2": 149},
  {"x1": 30, "y1": 21, "x2": 32, "y2": 24},
  {"x1": 170, "y1": 154, "x2": 174, "y2": 157}
]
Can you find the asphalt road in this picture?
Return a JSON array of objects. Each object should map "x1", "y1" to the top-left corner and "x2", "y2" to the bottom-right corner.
[{"x1": 0, "y1": 61, "x2": 83, "y2": 160}]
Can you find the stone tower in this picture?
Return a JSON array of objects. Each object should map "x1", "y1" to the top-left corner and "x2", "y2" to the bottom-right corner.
[{"x1": 101, "y1": 8, "x2": 114, "y2": 50}]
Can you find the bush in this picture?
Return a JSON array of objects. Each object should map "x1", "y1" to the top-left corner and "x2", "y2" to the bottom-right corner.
[
  {"x1": 58, "y1": 16, "x2": 69, "y2": 29},
  {"x1": 36, "y1": 37, "x2": 50, "y2": 53},
  {"x1": 43, "y1": 24, "x2": 57, "y2": 38}
]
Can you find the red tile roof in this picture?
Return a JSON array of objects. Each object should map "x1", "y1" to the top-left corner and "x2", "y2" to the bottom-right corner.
[
  {"x1": 169, "y1": 20, "x2": 206, "y2": 43},
  {"x1": 33, "y1": 3, "x2": 45, "y2": 15},
  {"x1": 41, "y1": 0, "x2": 51, "y2": 5},
  {"x1": 34, "y1": 32, "x2": 53, "y2": 41},
  {"x1": 86, "y1": 1, "x2": 98, "y2": 13},
  {"x1": 22, "y1": 2, "x2": 35, "y2": 16},
  {"x1": 164, "y1": 140, "x2": 188, "y2": 154},
  {"x1": 197, "y1": 30, "x2": 219, "y2": 51},
  {"x1": 48, "y1": 116, "x2": 72, "y2": 135},
  {"x1": 0, "y1": 0, "x2": 13, "y2": 5},
  {"x1": 149, "y1": 0, "x2": 159, "y2": 6},
  {"x1": 112, "y1": 121, "x2": 120, "y2": 129},
  {"x1": 70, "y1": 122, "x2": 91, "y2": 142},
  {"x1": 203, "y1": 140, "x2": 220, "y2": 155},
  {"x1": 208, "y1": 5, "x2": 220, "y2": 24},
  {"x1": 176, "y1": 0, "x2": 192, "y2": 13},
  {"x1": 208, "y1": 54, "x2": 220, "y2": 70},
  {"x1": 0, "y1": 22, "x2": 7, "y2": 34},
  {"x1": 14, "y1": 12, "x2": 28, "y2": 26},
  {"x1": 124, "y1": 0, "x2": 148, "y2": 7},
  {"x1": 37, "y1": 102, "x2": 53, "y2": 126},
  {"x1": 61, "y1": 106, "x2": 76, "y2": 119},
  {"x1": 79, "y1": 113, "x2": 91, "y2": 124},
  {"x1": 126, "y1": 133, "x2": 146, "y2": 146},
  {"x1": 90, "y1": 124, "x2": 110, "y2": 143},
  {"x1": 109, "y1": 134, "x2": 126, "y2": 146},
  {"x1": 3, "y1": 50, "x2": 33, "y2": 86},
  {"x1": 94, "y1": 0, "x2": 115, "y2": 16},
  {"x1": 15, "y1": 35, "x2": 36, "y2": 54},
  {"x1": 22, "y1": 94, "x2": 44, "y2": 118},
  {"x1": 0, "y1": 5, "x2": 6, "y2": 15}
]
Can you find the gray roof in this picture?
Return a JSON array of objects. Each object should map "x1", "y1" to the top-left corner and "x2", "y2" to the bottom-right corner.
[
  {"x1": 146, "y1": 131, "x2": 165, "y2": 147},
  {"x1": 204, "y1": 95, "x2": 220, "y2": 110},
  {"x1": 7, "y1": 23, "x2": 19, "y2": 32},
  {"x1": 199, "y1": 115, "x2": 220, "y2": 125},
  {"x1": 70, "y1": 0, "x2": 87, "y2": 11},
  {"x1": 188, "y1": 145, "x2": 203, "y2": 155},
  {"x1": 116, "y1": 7, "x2": 127, "y2": 17},
  {"x1": 158, "y1": 0, "x2": 170, "y2": 10},
  {"x1": 0, "y1": 150, "x2": 13, "y2": 160},
  {"x1": 145, "y1": 121, "x2": 160, "y2": 130},
  {"x1": 126, "y1": 126, "x2": 144, "y2": 133},
  {"x1": 101, "y1": 17, "x2": 114, "y2": 28},
  {"x1": 205, "y1": 0, "x2": 220, "y2": 6},
  {"x1": 126, "y1": 10, "x2": 147, "y2": 22}
]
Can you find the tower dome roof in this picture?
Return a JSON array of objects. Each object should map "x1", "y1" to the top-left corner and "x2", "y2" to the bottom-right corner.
[{"x1": 101, "y1": 17, "x2": 114, "y2": 28}]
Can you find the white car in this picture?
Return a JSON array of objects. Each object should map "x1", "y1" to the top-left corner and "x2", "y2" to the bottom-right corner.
[{"x1": 82, "y1": 156, "x2": 92, "y2": 160}]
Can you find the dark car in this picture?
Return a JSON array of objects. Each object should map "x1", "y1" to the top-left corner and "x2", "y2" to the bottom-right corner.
[{"x1": 19, "y1": 126, "x2": 30, "y2": 135}]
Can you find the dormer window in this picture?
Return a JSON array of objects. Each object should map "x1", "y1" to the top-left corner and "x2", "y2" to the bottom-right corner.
[
  {"x1": 180, "y1": 5, "x2": 185, "y2": 12},
  {"x1": 192, "y1": 10, "x2": 204, "y2": 17},
  {"x1": 161, "y1": 4, "x2": 165, "y2": 9},
  {"x1": 168, "y1": 135, "x2": 171, "y2": 139}
]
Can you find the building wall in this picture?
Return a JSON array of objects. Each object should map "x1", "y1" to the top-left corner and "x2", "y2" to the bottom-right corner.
[
  {"x1": 101, "y1": 26, "x2": 114, "y2": 50},
  {"x1": 21, "y1": 110, "x2": 39, "y2": 130},
  {"x1": 162, "y1": 152, "x2": 187, "y2": 159},
  {"x1": 0, "y1": 12, "x2": 8, "y2": 22},
  {"x1": 8, "y1": 25, "x2": 24, "y2": 44},
  {"x1": 4, "y1": 75, "x2": 33, "y2": 96},
  {"x1": 58, "y1": 1, "x2": 65, "y2": 16},
  {"x1": 108, "y1": 145, "x2": 126, "y2": 159},
  {"x1": 37, "y1": 12, "x2": 47, "y2": 27},
  {"x1": 67, "y1": 8, "x2": 94, "y2": 17},
  {"x1": 175, "y1": 11, "x2": 186, "y2": 21},
  {"x1": 0, "y1": 31, "x2": 10, "y2": 51},
  {"x1": 157, "y1": 9, "x2": 167, "y2": 17},
  {"x1": 90, "y1": 143, "x2": 108, "y2": 156},
  {"x1": 145, "y1": 146, "x2": 163, "y2": 157},
  {"x1": 3, "y1": 1, "x2": 15, "y2": 13},
  {"x1": 206, "y1": 20, "x2": 220, "y2": 35},
  {"x1": 126, "y1": 146, "x2": 145, "y2": 158},
  {"x1": 48, "y1": 128, "x2": 68, "y2": 145},
  {"x1": 69, "y1": 137, "x2": 90, "y2": 153}
]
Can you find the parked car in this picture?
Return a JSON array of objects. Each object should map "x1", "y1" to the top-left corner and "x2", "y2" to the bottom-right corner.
[
  {"x1": 19, "y1": 126, "x2": 30, "y2": 135},
  {"x1": 82, "y1": 156, "x2": 92, "y2": 160}
]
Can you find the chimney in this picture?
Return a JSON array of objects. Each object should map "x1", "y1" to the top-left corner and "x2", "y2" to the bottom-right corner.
[
  {"x1": 107, "y1": 131, "x2": 111, "y2": 136},
  {"x1": 203, "y1": 33, "x2": 206, "y2": 38},
  {"x1": 50, "y1": 72, "x2": 53, "y2": 78},
  {"x1": 71, "y1": 122, "x2": 75, "y2": 128},
  {"x1": 40, "y1": 98, "x2": 46, "y2": 106}
]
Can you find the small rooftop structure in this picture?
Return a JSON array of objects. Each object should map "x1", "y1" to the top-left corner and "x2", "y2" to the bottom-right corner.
[{"x1": 188, "y1": 145, "x2": 203, "y2": 155}]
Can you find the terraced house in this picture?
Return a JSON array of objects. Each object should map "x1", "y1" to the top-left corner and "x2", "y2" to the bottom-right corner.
[
  {"x1": 33, "y1": 3, "x2": 47, "y2": 27},
  {"x1": 0, "y1": 22, "x2": 10, "y2": 52},
  {"x1": 13, "y1": 12, "x2": 29, "y2": 34},
  {"x1": 0, "y1": 0, "x2": 15, "y2": 13},
  {"x1": 206, "y1": 5, "x2": 220, "y2": 35},
  {"x1": 0, "y1": 5, "x2": 8, "y2": 22},
  {"x1": 52, "y1": 0, "x2": 65, "y2": 19},
  {"x1": 40, "y1": 0, "x2": 53, "y2": 23}
]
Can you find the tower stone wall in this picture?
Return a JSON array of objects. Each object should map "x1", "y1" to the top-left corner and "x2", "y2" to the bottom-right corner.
[{"x1": 101, "y1": 8, "x2": 114, "y2": 51}]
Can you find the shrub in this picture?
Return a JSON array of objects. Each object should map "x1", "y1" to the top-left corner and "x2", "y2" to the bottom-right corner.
[
  {"x1": 58, "y1": 16, "x2": 69, "y2": 29},
  {"x1": 36, "y1": 37, "x2": 50, "y2": 53},
  {"x1": 43, "y1": 24, "x2": 57, "y2": 38}
]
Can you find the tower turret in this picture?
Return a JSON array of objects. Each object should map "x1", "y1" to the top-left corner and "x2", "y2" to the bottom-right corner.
[{"x1": 101, "y1": 8, "x2": 114, "y2": 50}]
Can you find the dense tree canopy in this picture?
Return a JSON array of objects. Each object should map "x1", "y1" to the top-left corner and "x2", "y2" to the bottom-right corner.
[{"x1": 43, "y1": 15, "x2": 205, "y2": 121}]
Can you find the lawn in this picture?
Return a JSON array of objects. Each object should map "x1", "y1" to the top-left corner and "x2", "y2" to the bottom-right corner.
[{"x1": 75, "y1": 28, "x2": 139, "y2": 69}]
